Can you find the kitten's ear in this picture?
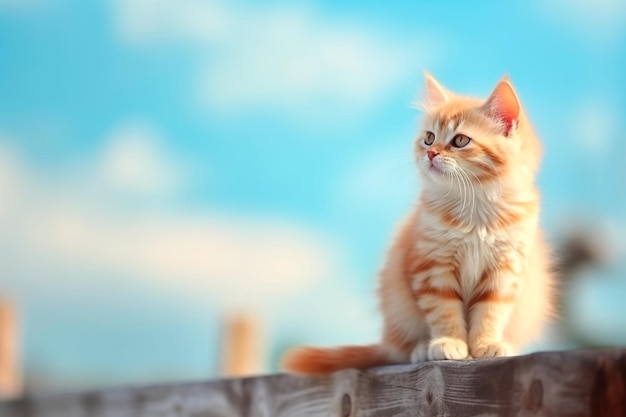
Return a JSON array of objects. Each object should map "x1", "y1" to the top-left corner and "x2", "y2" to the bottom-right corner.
[
  {"x1": 423, "y1": 71, "x2": 450, "y2": 108},
  {"x1": 483, "y1": 77, "x2": 521, "y2": 137}
]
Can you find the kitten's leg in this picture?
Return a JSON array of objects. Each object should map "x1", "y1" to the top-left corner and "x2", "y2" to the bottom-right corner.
[
  {"x1": 468, "y1": 268, "x2": 520, "y2": 358},
  {"x1": 414, "y1": 271, "x2": 468, "y2": 360}
]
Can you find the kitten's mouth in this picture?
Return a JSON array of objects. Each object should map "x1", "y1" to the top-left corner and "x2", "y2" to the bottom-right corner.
[{"x1": 429, "y1": 163, "x2": 444, "y2": 175}]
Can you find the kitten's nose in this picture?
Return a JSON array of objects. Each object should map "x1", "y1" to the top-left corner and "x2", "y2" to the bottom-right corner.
[{"x1": 427, "y1": 150, "x2": 439, "y2": 161}]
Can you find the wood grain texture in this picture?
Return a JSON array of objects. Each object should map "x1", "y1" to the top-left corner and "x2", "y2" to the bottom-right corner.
[{"x1": 0, "y1": 348, "x2": 624, "y2": 417}]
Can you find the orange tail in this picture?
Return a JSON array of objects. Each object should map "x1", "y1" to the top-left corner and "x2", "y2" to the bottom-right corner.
[{"x1": 281, "y1": 344, "x2": 392, "y2": 375}]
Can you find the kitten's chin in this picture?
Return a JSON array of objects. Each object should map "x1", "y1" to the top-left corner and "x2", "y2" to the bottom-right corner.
[
  {"x1": 424, "y1": 164, "x2": 448, "y2": 183},
  {"x1": 429, "y1": 163, "x2": 445, "y2": 176}
]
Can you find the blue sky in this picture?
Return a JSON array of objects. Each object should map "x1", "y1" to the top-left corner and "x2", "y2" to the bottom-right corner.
[{"x1": 0, "y1": 0, "x2": 625, "y2": 391}]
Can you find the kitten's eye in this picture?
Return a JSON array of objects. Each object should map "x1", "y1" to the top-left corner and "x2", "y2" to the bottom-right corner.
[
  {"x1": 452, "y1": 134, "x2": 471, "y2": 148},
  {"x1": 424, "y1": 131, "x2": 435, "y2": 146}
]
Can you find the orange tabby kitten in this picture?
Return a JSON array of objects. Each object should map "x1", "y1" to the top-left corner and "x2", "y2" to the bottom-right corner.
[{"x1": 282, "y1": 73, "x2": 554, "y2": 374}]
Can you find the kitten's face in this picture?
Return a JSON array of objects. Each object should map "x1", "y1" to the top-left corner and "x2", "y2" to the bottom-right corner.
[
  {"x1": 415, "y1": 74, "x2": 525, "y2": 189},
  {"x1": 415, "y1": 103, "x2": 509, "y2": 186}
]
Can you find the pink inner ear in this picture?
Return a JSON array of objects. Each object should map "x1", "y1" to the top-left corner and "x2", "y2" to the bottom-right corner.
[{"x1": 484, "y1": 80, "x2": 521, "y2": 136}]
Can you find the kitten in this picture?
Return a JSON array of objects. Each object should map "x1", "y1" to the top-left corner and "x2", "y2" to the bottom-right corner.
[{"x1": 282, "y1": 73, "x2": 554, "y2": 374}]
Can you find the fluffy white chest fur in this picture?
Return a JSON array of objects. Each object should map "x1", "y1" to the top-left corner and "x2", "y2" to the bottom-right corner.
[{"x1": 418, "y1": 184, "x2": 535, "y2": 299}]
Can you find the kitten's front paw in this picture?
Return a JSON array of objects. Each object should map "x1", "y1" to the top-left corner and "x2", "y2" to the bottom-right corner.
[
  {"x1": 470, "y1": 341, "x2": 513, "y2": 358},
  {"x1": 428, "y1": 337, "x2": 469, "y2": 360}
]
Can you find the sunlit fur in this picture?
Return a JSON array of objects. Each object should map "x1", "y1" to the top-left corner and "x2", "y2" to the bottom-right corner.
[{"x1": 282, "y1": 74, "x2": 554, "y2": 374}]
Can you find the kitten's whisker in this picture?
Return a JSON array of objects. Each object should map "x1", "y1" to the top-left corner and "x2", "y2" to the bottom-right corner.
[
  {"x1": 466, "y1": 169, "x2": 485, "y2": 219},
  {"x1": 466, "y1": 169, "x2": 483, "y2": 187},
  {"x1": 451, "y1": 168, "x2": 462, "y2": 215},
  {"x1": 460, "y1": 169, "x2": 476, "y2": 222},
  {"x1": 443, "y1": 169, "x2": 454, "y2": 198},
  {"x1": 457, "y1": 168, "x2": 471, "y2": 219},
  {"x1": 455, "y1": 167, "x2": 468, "y2": 215}
]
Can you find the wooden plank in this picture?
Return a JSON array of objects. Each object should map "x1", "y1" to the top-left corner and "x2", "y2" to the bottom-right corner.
[{"x1": 0, "y1": 348, "x2": 624, "y2": 417}]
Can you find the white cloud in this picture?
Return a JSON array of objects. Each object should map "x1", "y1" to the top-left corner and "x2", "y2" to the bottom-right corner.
[
  {"x1": 113, "y1": 0, "x2": 431, "y2": 116},
  {"x1": 98, "y1": 123, "x2": 184, "y2": 195},
  {"x1": 540, "y1": 0, "x2": 626, "y2": 43},
  {"x1": 199, "y1": 8, "x2": 421, "y2": 114},
  {"x1": 22, "y1": 208, "x2": 337, "y2": 310},
  {"x1": 0, "y1": 136, "x2": 343, "y2": 311},
  {"x1": 115, "y1": 0, "x2": 231, "y2": 44}
]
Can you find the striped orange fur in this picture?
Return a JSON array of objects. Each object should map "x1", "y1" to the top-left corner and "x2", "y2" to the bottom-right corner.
[{"x1": 282, "y1": 72, "x2": 554, "y2": 375}]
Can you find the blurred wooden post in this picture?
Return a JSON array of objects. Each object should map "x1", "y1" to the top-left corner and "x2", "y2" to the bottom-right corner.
[
  {"x1": 0, "y1": 299, "x2": 21, "y2": 399},
  {"x1": 220, "y1": 312, "x2": 265, "y2": 377}
]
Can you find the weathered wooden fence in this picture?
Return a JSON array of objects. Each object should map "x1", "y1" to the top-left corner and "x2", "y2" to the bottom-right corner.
[{"x1": 0, "y1": 348, "x2": 624, "y2": 417}]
